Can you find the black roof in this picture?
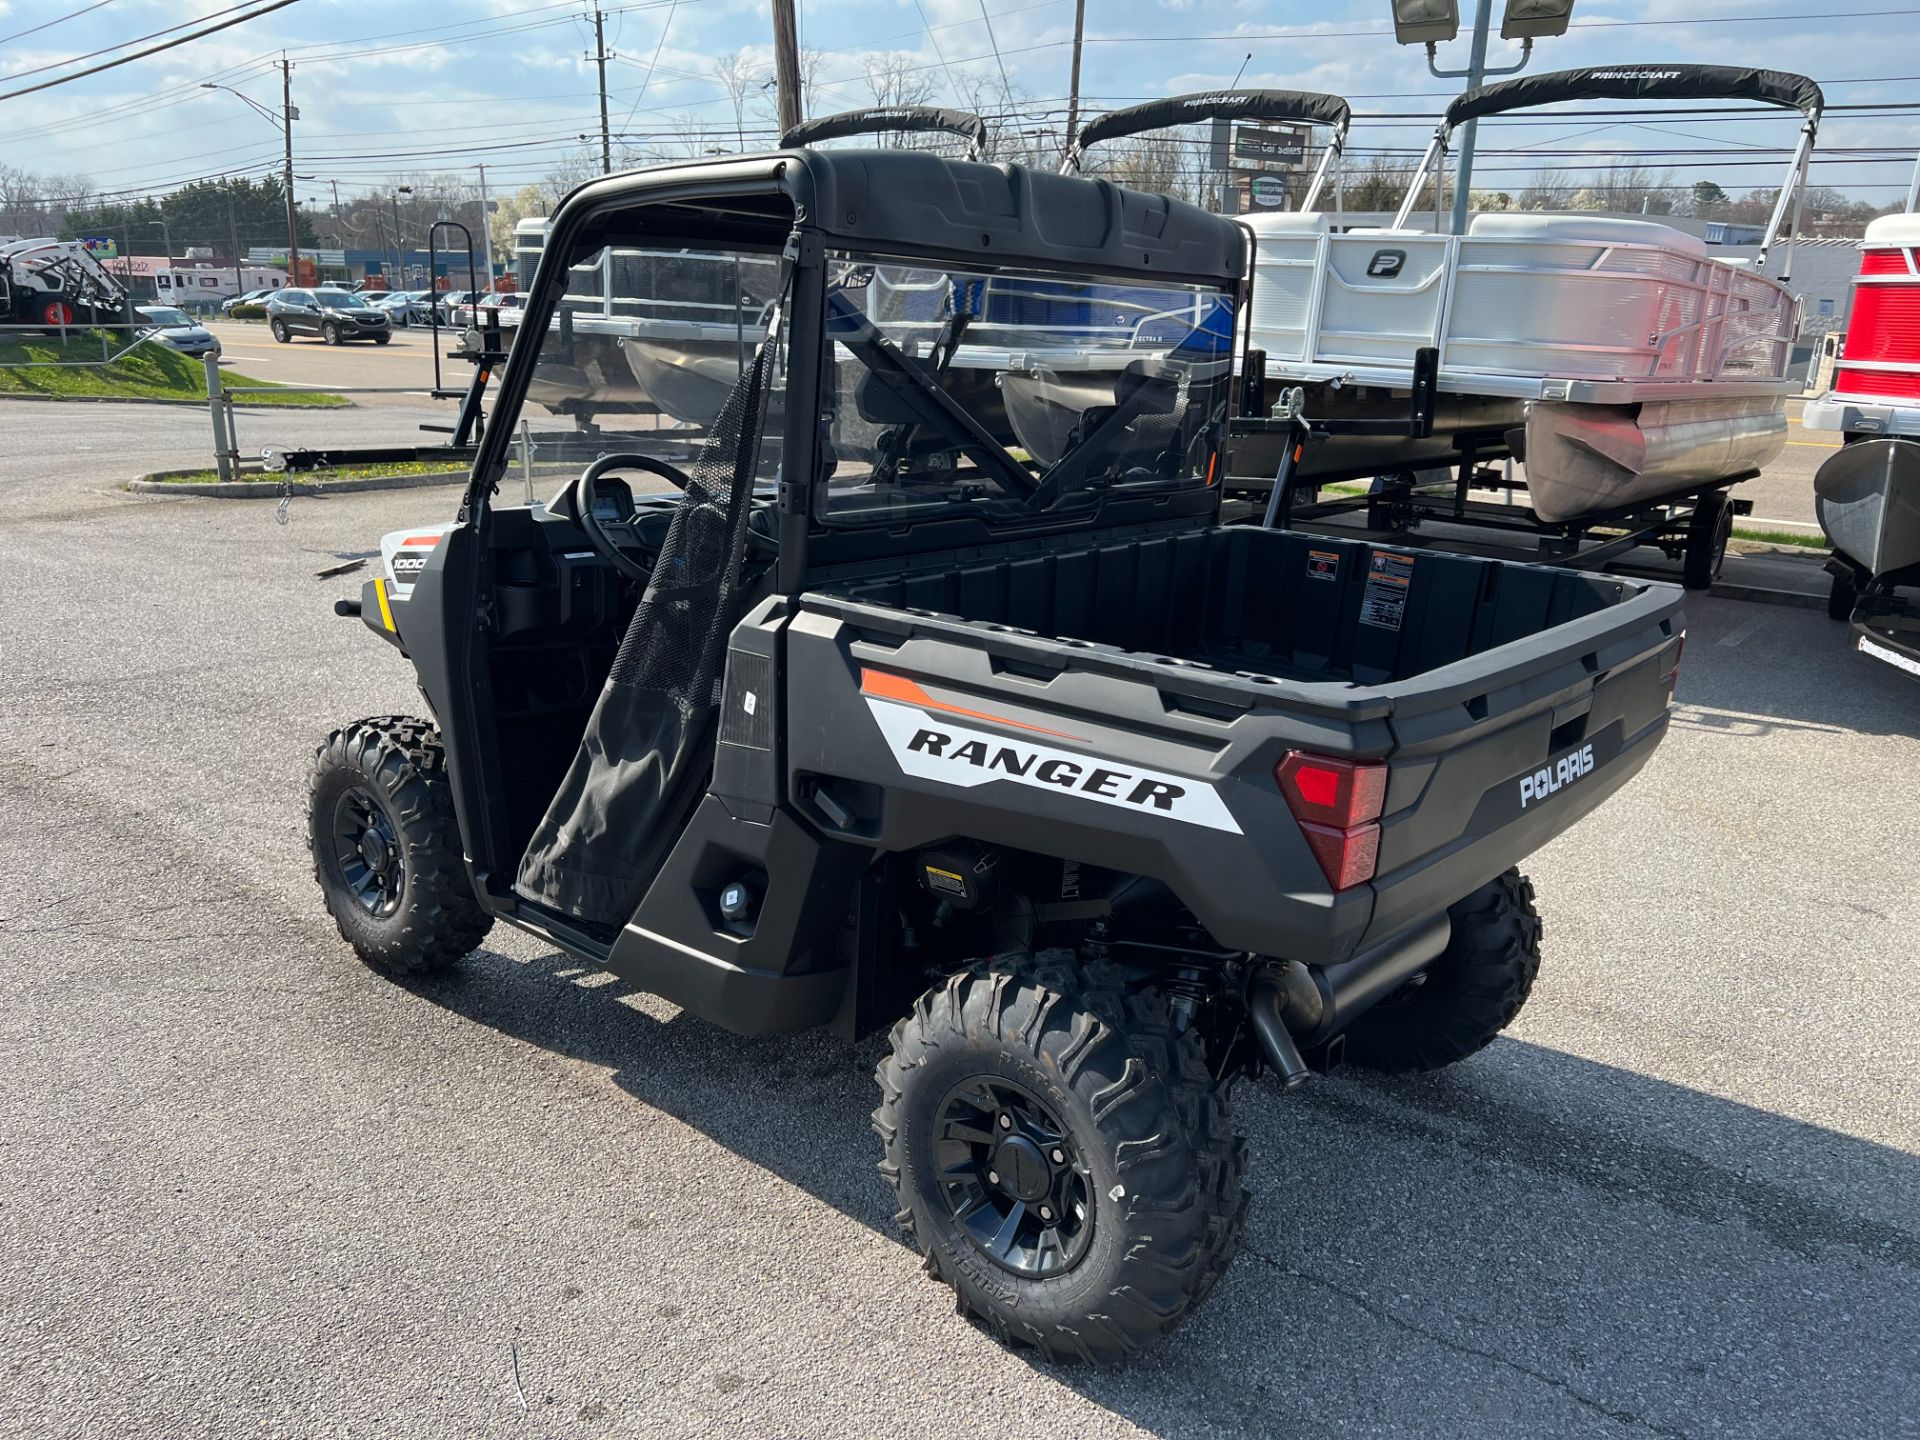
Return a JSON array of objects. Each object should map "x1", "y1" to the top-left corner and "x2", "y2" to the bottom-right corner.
[{"x1": 558, "y1": 148, "x2": 1246, "y2": 286}]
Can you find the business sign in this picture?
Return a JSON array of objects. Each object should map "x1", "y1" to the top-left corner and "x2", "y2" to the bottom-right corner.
[
  {"x1": 246, "y1": 246, "x2": 345, "y2": 267},
  {"x1": 77, "y1": 235, "x2": 118, "y2": 258},
  {"x1": 1233, "y1": 123, "x2": 1308, "y2": 168},
  {"x1": 1248, "y1": 173, "x2": 1288, "y2": 209}
]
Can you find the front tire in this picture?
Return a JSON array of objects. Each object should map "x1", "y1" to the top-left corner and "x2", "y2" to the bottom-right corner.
[
  {"x1": 308, "y1": 716, "x2": 491, "y2": 975},
  {"x1": 373, "y1": 332, "x2": 391, "y2": 345},
  {"x1": 1339, "y1": 869, "x2": 1542, "y2": 1073},
  {"x1": 875, "y1": 952, "x2": 1248, "y2": 1361},
  {"x1": 322, "y1": 321, "x2": 342, "y2": 346}
]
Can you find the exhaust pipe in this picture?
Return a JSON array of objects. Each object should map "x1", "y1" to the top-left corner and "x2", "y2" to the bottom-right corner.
[{"x1": 1247, "y1": 914, "x2": 1452, "y2": 1081}]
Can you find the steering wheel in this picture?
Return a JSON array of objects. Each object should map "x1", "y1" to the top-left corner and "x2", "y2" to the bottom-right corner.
[{"x1": 572, "y1": 452, "x2": 697, "y2": 582}]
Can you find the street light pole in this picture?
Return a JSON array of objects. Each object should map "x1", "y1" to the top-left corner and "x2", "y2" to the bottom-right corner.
[
  {"x1": 393, "y1": 187, "x2": 413, "y2": 287},
  {"x1": 200, "y1": 76, "x2": 299, "y2": 282}
]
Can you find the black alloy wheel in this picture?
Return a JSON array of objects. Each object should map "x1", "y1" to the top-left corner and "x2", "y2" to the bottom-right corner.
[
  {"x1": 307, "y1": 715, "x2": 492, "y2": 975},
  {"x1": 330, "y1": 784, "x2": 404, "y2": 918},
  {"x1": 932, "y1": 1076, "x2": 1094, "y2": 1278}
]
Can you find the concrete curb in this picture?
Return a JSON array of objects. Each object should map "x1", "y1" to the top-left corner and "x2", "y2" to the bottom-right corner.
[
  {"x1": 127, "y1": 468, "x2": 467, "y2": 498},
  {"x1": 0, "y1": 392, "x2": 351, "y2": 409}
]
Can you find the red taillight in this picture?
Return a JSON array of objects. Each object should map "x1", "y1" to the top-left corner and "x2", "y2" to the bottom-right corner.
[
  {"x1": 1274, "y1": 752, "x2": 1387, "y2": 828},
  {"x1": 1275, "y1": 752, "x2": 1388, "y2": 891}
]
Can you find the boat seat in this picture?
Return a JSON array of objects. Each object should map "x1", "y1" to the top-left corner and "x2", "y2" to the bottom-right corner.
[
  {"x1": 1864, "y1": 213, "x2": 1920, "y2": 246},
  {"x1": 1467, "y1": 212, "x2": 1708, "y2": 258}
]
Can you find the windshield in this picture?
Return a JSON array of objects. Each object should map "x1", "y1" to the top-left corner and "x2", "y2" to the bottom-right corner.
[
  {"x1": 816, "y1": 251, "x2": 1233, "y2": 526},
  {"x1": 501, "y1": 235, "x2": 789, "y2": 497},
  {"x1": 143, "y1": 307, "x2": 190, "y2": 326}
]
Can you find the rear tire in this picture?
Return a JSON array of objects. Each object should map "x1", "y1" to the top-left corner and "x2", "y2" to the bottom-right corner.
[
  {"x1": 270, "y1": 318, "x2": 289, "y2": 343},
  {"x1": 875, "y1": 951, "x2": 1249, "y2": 1361},
  {"x1": 1682, "y1": 491, "x2": 1733, "y2": 591},
  {"x1": 308, "y1": 716, "x2": 491, "y2": 975},
  {"x1": 1339, "y1": 869, "x2": 1543, "y2": 1074}
]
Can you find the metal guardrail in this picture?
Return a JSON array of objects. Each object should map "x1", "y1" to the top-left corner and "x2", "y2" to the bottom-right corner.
[
  {"x1": 0, "y1": 319, "x2": 159, "y2": 368},
  {"x1": 202, "y1": 358, "x2": 466, "y2": 482}
]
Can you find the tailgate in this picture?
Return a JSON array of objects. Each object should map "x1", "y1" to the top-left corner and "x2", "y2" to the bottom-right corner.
[{"x1": 1359, "y1": 578, "x2": 1683, "y2": 947}]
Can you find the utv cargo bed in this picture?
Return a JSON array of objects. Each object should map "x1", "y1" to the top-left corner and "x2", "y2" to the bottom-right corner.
[{"x1": 791, "y1": 526, "x2": 1682, "y2": 962}]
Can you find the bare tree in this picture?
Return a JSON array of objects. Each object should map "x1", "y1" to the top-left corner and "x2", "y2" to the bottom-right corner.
[
  {"x1": 1342, "y1": 155, "x2": 1425, "y2": 212},
  {"x1": 714, "y1": 50, "x2": 762, "y2": 150},
  {"x1": 862, "y1": 52, "x2": 938, "y2": 110}
]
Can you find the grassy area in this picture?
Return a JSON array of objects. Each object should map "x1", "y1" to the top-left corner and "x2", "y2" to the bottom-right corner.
[
  {"x1": 151, "y1": 459, "x2": 464, "y2": 486},
  {"x1": 0, "y1": 332, "x2": 346, "y2": 406},
  {"x1": 1733, "y1": 526, "x2": 1827, "y2": 550}
]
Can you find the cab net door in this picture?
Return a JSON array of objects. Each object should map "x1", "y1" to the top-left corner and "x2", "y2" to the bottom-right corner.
[{"x1": 515, "y1": 312, "x2": 781, "y2": 926}]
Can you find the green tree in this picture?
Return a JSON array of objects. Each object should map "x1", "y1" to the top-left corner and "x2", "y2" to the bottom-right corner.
[{"x1": 61, "y1": 176, "x2": 317, "y2": 255}]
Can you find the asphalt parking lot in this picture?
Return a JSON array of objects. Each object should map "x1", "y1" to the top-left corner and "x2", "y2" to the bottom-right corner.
[{"x1": 1, "y1": 438, "x2": 1915, "y2": 1437}]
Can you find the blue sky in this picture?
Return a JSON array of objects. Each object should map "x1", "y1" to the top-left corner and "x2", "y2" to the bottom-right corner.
[{"x1": 2, "y1": 0, "x2": 1916, "y2": 207}]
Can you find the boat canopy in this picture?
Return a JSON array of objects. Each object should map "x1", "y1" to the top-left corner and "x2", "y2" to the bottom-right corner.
[
  {"x1": 1065, "y1": 89, "x2": 1351, "y2": 211},
  {"x1": 1400, "y1": 63, "x2": 1823, "y2": 267},
  {"x1": 1442, "y1": 65, "x2": 1824, "y2": 138},
  {"x1": 1076, "y1": 89, "x2": 1351, "y2": 153},
  {"x1": 781, "y1": 106, "x2": 988, "y2": 160}
]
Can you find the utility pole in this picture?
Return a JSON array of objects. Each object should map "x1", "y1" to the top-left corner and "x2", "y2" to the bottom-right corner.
[
  {"x1": 229, "y1": 199, "x2": 243, "y2": 298},
  {"x1": 771, "y1": 0, "x2": 802, "y2": 136},
  {"x1": 476, "y1": 162, "x2": 492, "y2": 281},
  {"x1": 280, "y1": 55, "x2": 300, "y2": 285},
  {"x1": 1063, "y1": 0, "x2": 1086, "y2": 152},
  {"x1": 591, "y1": 8, "x2": 613, "y2": 174}
]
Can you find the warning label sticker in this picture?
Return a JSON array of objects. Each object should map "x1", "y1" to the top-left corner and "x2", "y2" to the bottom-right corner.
[
  {"x1": 1359, "y1": 550, "x2": 1415, "y2": 631},
  {"x1": 1306, "y1": 549, "x2": 1340, "y2": 583}
]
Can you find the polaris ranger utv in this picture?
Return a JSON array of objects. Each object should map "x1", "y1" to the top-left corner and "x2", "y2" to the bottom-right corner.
[{"x1": 309, "y1": 146, "x2": 1685, "y2": 1359}]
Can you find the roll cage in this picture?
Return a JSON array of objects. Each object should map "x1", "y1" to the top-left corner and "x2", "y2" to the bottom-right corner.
[{"x1": 458, "y1": 148, "x2": 1249, "y2": 590}]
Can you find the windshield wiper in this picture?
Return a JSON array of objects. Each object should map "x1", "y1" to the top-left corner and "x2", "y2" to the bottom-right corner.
[{"x1": 825, "y1": 291, "x2": 1036, "y2": 497}]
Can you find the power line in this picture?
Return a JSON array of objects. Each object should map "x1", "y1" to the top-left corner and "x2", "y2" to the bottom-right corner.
[
  {"x1": 0, "y1": 0, "x2": 122, "y2": 48},
  {"x1": 0, "y1": 0, "x2": 270, "y2": 84},
  {"x1": 0, "y1": 0, "x2": 302, "y2": 104}
]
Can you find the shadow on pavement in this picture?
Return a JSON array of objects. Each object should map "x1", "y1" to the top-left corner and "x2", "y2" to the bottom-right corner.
[{"x1": 414, "y1": 949, "x2": 1919, "y2": 1437}]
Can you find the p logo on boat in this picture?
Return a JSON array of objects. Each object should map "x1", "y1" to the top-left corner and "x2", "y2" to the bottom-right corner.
[{"x1": 1366, "y1": 249, "x2": 1406, "y2": 279}]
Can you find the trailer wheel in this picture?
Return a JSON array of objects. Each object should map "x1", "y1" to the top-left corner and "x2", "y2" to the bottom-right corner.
[
  {"x1": 1338, "y1": 869, "x2": 1542, "y2": 1074},
  {"x1": 270, "y1": 319, "x2": 290, "y2": 343},
  {"x1": 1682, "y1": 491, "x2": 1733, "y2": 591},
  {"x1": 308, "y1": 715, "x2": 492, "y2": 976},
  {"x1": 875, "y1": 951, "x2": 1249, "y2": 1361},
  {"x1": 1827, "y1": 569, "x2": 1859, "y2": 622}
]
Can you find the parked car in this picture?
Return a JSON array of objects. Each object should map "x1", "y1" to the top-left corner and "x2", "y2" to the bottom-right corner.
[
  {"x1": 265, "y1": 288, "x2": 393, "y2": 345},
  {"x1": 135, "y1": 304, "x2": 221, "y2": 358},
  {"x1": 355, "y1": 289, "x2": 393, "y2": 305},
  {"x1": 223, "y1": 288, "x2": 274, "y2": 319},
  {"x1": 455, "y1": 290, "x2": 527, "y2": 328},
  {"x1": 374, "y1": 289, "x2": 434, "y2": 326}
]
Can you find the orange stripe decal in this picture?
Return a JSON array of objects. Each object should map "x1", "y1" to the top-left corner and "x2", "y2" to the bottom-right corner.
[{"x1": 860, "y1": 668, "x2": 1083, "y2": 740}]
